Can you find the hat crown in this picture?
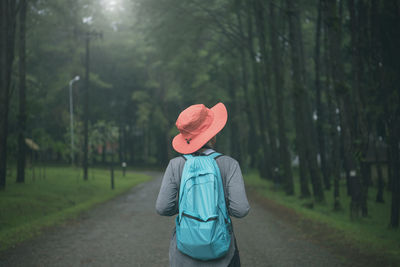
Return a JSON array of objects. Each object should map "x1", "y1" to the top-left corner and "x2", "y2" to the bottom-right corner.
[
  {"x1": 172, "y1": 102, "x2": 227, "y2": 154},
  {"x1": 176, "y1": 104, "x2": 214, "y2": 139}
]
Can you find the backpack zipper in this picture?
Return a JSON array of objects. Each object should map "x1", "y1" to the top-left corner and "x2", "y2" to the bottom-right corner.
[{"x1": 182, "y1": 212, "x2": 218, "y2": 222}]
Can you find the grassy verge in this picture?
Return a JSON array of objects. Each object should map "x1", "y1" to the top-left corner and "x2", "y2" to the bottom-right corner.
[
  {"x1": 0, "y1": 166, "x2": 150, "y2": 252},
  {"x1": 244, "y1": 171, "x2": 400, "y2": 263}
]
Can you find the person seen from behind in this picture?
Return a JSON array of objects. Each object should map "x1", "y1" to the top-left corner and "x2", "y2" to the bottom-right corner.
[{"x1": 156, "y1": 102, "x2": 250, "y2": 267}]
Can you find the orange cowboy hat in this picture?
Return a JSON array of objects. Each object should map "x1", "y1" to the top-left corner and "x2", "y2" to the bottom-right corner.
[{"x1": 172, "y1": 103, "x2": 228, "y2": 154}]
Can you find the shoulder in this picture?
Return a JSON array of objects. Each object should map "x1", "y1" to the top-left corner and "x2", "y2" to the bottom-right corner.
[
  {"x1": 215, "y1": 154, "x2": 239, "y2": 167},
  {"x1": 215, "y1": 154, "x2": 241, "y2": 177},
  {"x1": 168, "y1": 156, "x2": 186, "y2": 174},
  {"x1": 170, "y1": 155, "x2": 186, "y2": 165}
]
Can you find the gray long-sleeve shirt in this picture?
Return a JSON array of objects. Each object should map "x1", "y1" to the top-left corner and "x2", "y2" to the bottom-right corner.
[{"x1": 156, "y1": 150, "x2": 250, "y2": 267}]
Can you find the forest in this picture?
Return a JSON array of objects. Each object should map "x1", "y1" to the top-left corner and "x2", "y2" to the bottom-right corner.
[{"x1": 0, "y1": 0, "x2": 399, "y2": 232}]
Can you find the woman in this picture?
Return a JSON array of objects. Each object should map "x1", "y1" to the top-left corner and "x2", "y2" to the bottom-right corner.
[{"x1": 156, "y1": 102, "x2": 250, "y2": 267}]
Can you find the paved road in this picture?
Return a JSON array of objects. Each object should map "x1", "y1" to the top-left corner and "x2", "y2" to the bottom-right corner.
[{"x1": 0, "y1": 172, "x2": 350, "y2": 267}]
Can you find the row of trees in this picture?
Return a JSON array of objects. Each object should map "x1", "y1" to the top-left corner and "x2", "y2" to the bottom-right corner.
[
  {"x1": 0, "y1": 0, "x2": 399, "y2": 228},
  {"x1": 1, "y1": 0, "x2": 28, "y2": 186},
  {"x1": 132, "y1": 0, "x2": 400, "y2": 227},
  {"x1": 1, "y1": 0, "x2": 141, "y2": 186}
]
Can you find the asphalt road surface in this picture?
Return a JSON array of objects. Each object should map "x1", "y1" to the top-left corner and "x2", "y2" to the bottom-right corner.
[{"x1": 0, "y1": 172, "x2": 353, "y2": 267}]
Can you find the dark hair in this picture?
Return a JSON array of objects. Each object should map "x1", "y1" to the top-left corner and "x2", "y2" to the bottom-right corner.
[
  {"x1": 191, "y1": 143, "x2": 213, "y2": 156},
  {"x1": 202, "y1": 143, "x2": 213, "y2": 149}
]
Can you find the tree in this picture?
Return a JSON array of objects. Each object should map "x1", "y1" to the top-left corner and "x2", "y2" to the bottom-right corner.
[
  {"x1": 286, "y1": 0, "x2": 324, "y2": 201},
  {"x1": 17, "y1": 0, "x2": 27, "y2": 184},
  {"x1": 376, "y1": 0, "x2": 400, "y2": 228},
  {"x1": 234, "y1": 0, "x2": 259, "y2": 168},
  {"x1": 253, "y1": 0, "x2": 279, "y2": 182},
  {"x1": 268, "y1": 0, "x2": 294, "y2": 194},
  {"x1": 0, "y1": 0, "x2": 18, "y2": 189},
  {"x1": 315, "y1": 0, "x2": 330, "y2": 191},
  {"x1": 244, "y1": 0, "x2": 273, "y2": 180},
  {"x1": 2, "y1": 0, "x2": 398, "y2": 226}
]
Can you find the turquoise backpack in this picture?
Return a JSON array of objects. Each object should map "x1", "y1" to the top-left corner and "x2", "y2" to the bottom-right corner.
[{"x1": 176, "y1": 152, "x2": 232, "y2": 260}]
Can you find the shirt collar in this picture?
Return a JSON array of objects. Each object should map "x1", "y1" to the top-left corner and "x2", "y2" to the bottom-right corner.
[{"x1": 201, "y1": 148, "x2": 215, "y2": 155}]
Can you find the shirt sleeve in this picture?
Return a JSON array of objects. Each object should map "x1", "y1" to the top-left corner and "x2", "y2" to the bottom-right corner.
[
  {"x1": 226, "y1": 161, "x2": 250, "y2": 218},
  {"x1": 156, "y1": 160, "x2": 179, "y2": 216}
]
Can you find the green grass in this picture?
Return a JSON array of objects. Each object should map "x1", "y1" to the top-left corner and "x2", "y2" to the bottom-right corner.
[
  {"x1": 0, "y1": 166, "x2": 150, "y2": 251},
  {"x1": 244, "y1": 171, "x2": 400, "y2": 262}
]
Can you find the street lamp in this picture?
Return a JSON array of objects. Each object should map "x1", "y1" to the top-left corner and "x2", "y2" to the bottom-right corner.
[{"x1": 69, "y1": 76, "x2": 80, "y2": 166}]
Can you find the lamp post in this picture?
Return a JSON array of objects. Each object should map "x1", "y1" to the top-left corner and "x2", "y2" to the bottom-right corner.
[{"x1": 69, "y1": 76, "x2": 80, "y2": 166}]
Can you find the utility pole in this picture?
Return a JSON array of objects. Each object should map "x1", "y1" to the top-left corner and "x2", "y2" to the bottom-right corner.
[
  {"x1": 82, "y1": 30, "x2": 102, "y2": 181},
  {"x1": 68, "y1": 76, "x2": 80, "y2": 166}
]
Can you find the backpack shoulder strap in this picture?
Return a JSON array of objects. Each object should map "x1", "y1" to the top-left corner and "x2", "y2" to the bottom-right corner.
[
  {"x1": 207, "y1": 153, "x2": 230, "y2": 215},
  {"x1": 207, "y1": 152, "x2": 222, "y2": 160},
  {"x1": 177, "y1": 154, "x2": 194, "y2": 209},
  {"x1": 182, "y1": 154, "x2": 193, "y2": 160}
]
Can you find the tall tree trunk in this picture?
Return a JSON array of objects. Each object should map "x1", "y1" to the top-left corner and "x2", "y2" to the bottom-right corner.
[
  {"x1": 370, "y1": 0, "x2": 385, "y2": 204},
  {"x1": 324, "y1": 0, "x2": 372, "y2": 217},
  {"x1": 17, "y1": 0, "x2": 27, "y2": 184},
  {"x1": 378, "y1": 0, "x2": 400, "y2": 228},
  {"x1": 389, "y1": 127, "x2": 400, "y2": 227},
  {"x1": 287, "y1": 0, "x2": 325, "y2": 200},
  {"x1": 238, "y1": 46, "x2": 258, "y2": 167},
  {"x1": 227, "y1": 71, "x2": 242, "y2": 163},
  {"x1": 374, "y1": 138, "x2": 384, "y2": 203},
  {"x1": 323, "y1": 0, "x2": 364, "y2": 215},
  {"x1": 339, "y1": 113, "x2": 352, "y2": 196},
  {"x1": 253, "y1": 0, "x2": 279, "y2": 182},
  {"x1": 286, "y1": 0, "x2": 310, "y2": 198},
  {"x1": 347, "y1": 0, "x2": 370, "y2": 217},
  {"x1": 315, "y1": 0, "x2": 330, "y2": 190},
  {"x1": 0, "y1": 0, "x2": 7, "y2": 190},
  {"x1": 0, "y1": 0, "x2": 17, "y2": 190},
  {"x1": 234, "y1": 0, "x2": 258, "y2": 168},
  {"x1": 268, "y1": 1, "x2": 294, "y2": 195},
  {"x1": 323, "y1": 25, "x2": 342, "y2": 210},
  {"x1": 245, "y1": 0, "x2": 272, "y2": 179},
  {"x1": 322, "y1": 0, "x2": 343, "y2": 210},
  {"x1": 330, "y1": 102, "x2": 342, "y2": 211}
]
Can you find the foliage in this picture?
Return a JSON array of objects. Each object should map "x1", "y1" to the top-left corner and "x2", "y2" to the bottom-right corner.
[{"x1": 1, "y1": 0, "x2": 399, "y2": 230}]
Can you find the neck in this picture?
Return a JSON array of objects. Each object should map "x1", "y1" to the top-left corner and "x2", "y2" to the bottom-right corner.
[{"x1": 195, "y1": 148, "x2": 214, "y2": 155}]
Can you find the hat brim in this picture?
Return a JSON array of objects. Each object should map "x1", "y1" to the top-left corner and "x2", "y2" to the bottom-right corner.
[{"x1": 172, "y1": 102, "x2": 228, "y2": 154}]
